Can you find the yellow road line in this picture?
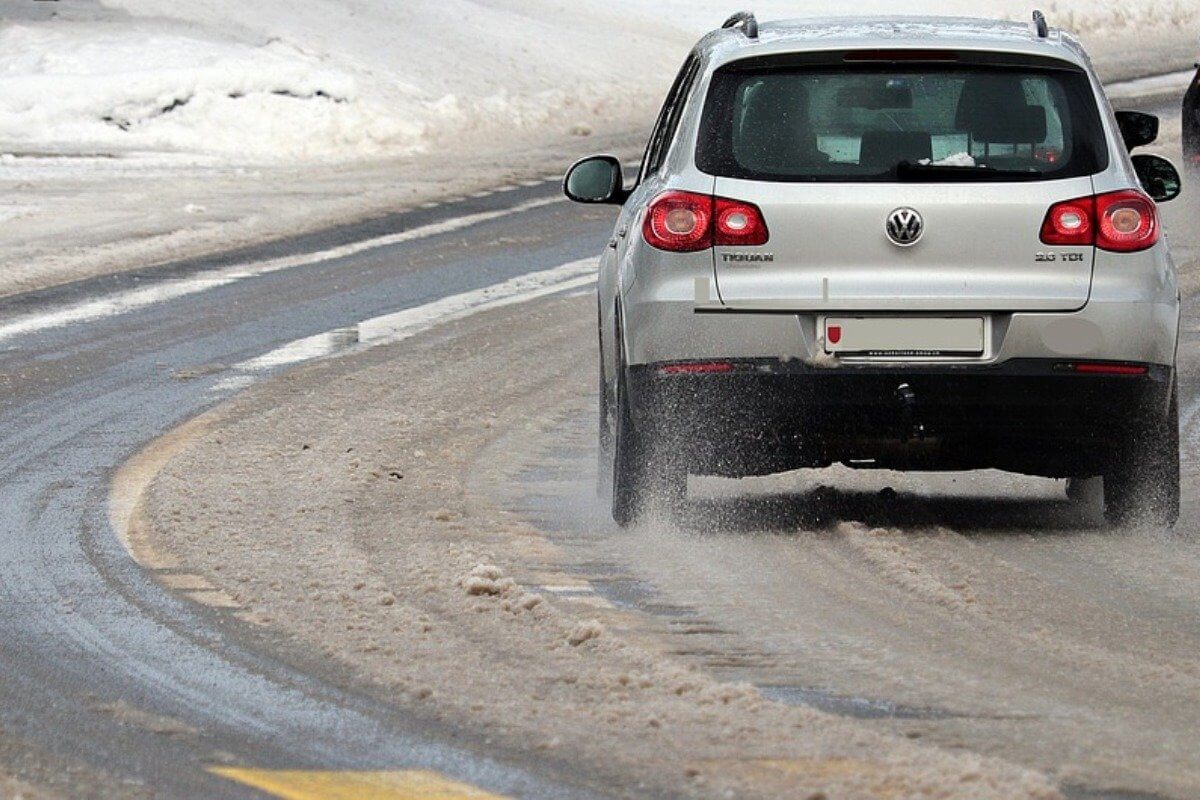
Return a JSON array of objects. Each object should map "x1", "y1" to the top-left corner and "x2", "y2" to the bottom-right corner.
[{"x1": 209, "y1": 768, "x2": 510, "y2": 800}]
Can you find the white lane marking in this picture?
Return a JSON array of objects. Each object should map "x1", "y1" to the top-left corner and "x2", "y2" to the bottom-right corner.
[
  {"x1": 0, "y1": 195, "x2": 563, "y2": 343},
  {"x1": 1105, "y1": 69, "x2": 1195, "y2": 101},
  {"x1": 223, "y1": 258, "x2": 597, "y2": 378}
]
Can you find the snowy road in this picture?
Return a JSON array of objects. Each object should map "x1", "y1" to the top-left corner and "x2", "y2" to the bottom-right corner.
[
  {"x1": 0, "y1": 184, "x2": 614, "y2": 798},
  {"x1": 494, "y1": 99, "x2": 1200, "y2": 798},
  {"x1": 0, "y1": 84, "x2": 1195, "y2": 799},
  {"x1": 494, "y1": 94, "x2": 1200, "y2": 799}
]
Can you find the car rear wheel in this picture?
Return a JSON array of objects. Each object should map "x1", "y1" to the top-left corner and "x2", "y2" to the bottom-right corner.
[
  {"x1": 597, "y1": 359, "x2": 614, "y2": 500},
  {"x1": 1103, "y1": 384, "x2": 1180, "y2": 528},
  {"x1": 611, "y1": 366, "x2": 686, "y2": 528}
]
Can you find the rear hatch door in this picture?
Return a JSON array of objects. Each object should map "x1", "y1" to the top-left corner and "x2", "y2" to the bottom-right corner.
[
  {"x1": 712, "y1": 176, "x2": 1095, "y2": 311},
  {"x1": 699, "y1": 55, "x2": 1107, "y2": 311}
]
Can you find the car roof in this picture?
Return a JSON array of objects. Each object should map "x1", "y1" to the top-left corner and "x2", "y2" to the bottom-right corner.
[{"x1": 698, "y1": 16, "x2": 1091, "y2": 71}]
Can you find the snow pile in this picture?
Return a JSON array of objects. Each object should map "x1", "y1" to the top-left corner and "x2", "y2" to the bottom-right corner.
[
  {"x1": 461, "y1": 563, "x2": 544, "y2": 613},
  {"x1": 463, "y1": 564, "x2": 514, "y2": 596},
  {"x1": 1, "y1": 0, "x2": 1195, "y2": 163},
  {"x1": 0, "y1": 23, "x2": 420, "y2": 160},
  {"x1": 567, "y1": 619, "x2": 605, "y2": 646},
  {"x1": 0, "y1": 1, "x2": 681, "y2": 163},
  {"x1": 1040, "y1": 0, "x2": 1200, "y2": 36},
  {"x1": 605, "y1": 0, "x2": 1200, "y2": 37}
]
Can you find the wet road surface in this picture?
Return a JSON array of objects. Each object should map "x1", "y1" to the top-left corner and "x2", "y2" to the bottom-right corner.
[{"x1": 0, "y1": 86, "x2": 1193, "y2": 798}]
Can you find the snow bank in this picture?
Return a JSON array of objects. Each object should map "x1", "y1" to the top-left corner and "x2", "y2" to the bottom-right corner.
[
  {"x1": 1, "y1": 0, "x2": 1195, "y2": 163},
  {"x1": 0, "y1": 1, "x2": 681, "y2": 162},
  {"x1": 0, "y1": 22, "x2": 419, "y2": 160},
  {"x1": 606, "y1": 0, "x2": 1200, "y2": 38}
]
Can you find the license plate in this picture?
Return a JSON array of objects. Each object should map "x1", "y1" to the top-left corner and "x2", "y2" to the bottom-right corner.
[{"x1": 823, "y1": 317, "x2": 984, "y2": 356}]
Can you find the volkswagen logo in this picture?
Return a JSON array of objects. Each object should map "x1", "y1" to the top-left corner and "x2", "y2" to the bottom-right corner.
[{"x1": 885, "y1": 207, "x2": 924, "y2": 247}]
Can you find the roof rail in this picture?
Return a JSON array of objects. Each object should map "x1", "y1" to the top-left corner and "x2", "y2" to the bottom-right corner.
[
  {"x1": 722, "y1": 11, "x2": 759, "y2": 40},
  {"x1": 1032, "y1": 9, "x2": 1049, "y2": 38}
]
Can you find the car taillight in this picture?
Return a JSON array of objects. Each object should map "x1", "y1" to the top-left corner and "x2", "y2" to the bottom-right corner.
[
  {"x1": 1040, "y1": 190, "x2": 1159, "y2": 253},
  {"x1": 644, "y1": 191, "x2": 712, "y2": 252},
  {"x1": 643, "y1": 191, "x2": 768, "y2": 252},
  {"x1": 1096, "y1": 190, "x2": 1158, "y2": 251},
  {"x1": 715, "y1": 197, "x2": 769, "y2": 246},
  {"x1": 1040, "y1": 196, "x2": 1094, "y2": 246}
]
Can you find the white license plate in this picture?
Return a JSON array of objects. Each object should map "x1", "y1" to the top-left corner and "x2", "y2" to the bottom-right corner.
[{"x1": 823, "y1": 317, "x2": 984, "y2": 356}]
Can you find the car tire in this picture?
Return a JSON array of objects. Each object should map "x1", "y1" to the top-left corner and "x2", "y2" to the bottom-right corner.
[
  {"x1": 610, "y1": 358, "x2": 686, "y2": 526},
  {"x1": 1103, "y1": 384, "x2": 1180, "y2": 528},
  {"x1": 611, "y1": 385, "x2": 686, "y2": 527},
  {"x1": 597, "y1": 356, "x2": 614, "y2": 500},
  {"x1": 611, "y1": 366, "x2": 648, "y2": 527}
]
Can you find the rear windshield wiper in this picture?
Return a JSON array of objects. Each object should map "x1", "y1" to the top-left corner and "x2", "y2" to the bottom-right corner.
[{"x1": 895, "y1": 161, "x2": 1044, "y2": 182}]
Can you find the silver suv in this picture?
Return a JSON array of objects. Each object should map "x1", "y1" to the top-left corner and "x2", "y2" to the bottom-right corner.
[{"x1": 565, "y1": 12, "x2": 1183, "y2": 528}]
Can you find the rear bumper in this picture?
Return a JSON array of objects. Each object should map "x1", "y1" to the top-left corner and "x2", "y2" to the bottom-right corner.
[
  {"x1": 624, "y1": 297, "x2": 1180, "y2": 368},
  {"x1": 619, "y1": 239, "x2": 1180, "y2": 368},
  {"x1": 627, "y1": 358, "x2": 1173, "y2": 478}
]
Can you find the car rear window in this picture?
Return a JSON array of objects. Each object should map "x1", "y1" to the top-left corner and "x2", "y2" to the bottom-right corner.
[{"x1": 697, "y1": 60, "x2": 1108, "y2": 182}]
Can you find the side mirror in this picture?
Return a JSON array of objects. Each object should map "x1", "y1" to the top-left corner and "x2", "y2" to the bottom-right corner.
[
  {"x1": 564, "y1": 155, "x2": 628, "y2": 205},
  {"x1": 1115, "y1": 110, "x2": 1159, "y2": 150},
  {"x1": 1132, "y1": 153, "x2": 1182, "y2": 203}
]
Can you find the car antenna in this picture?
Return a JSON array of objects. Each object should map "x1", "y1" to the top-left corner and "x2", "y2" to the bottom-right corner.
[
  {"x1": 1032, "y1": 9, "x2": 1049, "y2": 38},
  {"x1": 722, "y1": 11, "x2": 759, "y2": 40}
]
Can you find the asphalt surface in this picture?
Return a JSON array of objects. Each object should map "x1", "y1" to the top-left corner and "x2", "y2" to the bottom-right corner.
[
  {"x1": 0, "y1": 86, "x2": 1193, "y2": 798},
  {"x1": 0, "y1": 182, "x2": 614, "y2": 798}
]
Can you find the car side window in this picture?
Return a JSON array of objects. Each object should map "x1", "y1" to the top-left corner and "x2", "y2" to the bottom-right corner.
[{"x1": 638, "y1": 54, "x2": 702, "y2": 185}]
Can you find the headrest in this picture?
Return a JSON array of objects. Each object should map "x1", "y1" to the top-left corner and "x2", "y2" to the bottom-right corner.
[
  {"x1": 736, "y1": 78, "x2": 821, "y2": 172},
  {"x1": 740, "y1": 77, "x2": 810, "y2": 135},
  {"x1": 970, "y1": 104, "x2": 1048, "y2": 144},
  {"x1": 956, "y1": 75, "x2": 1048, "y2": 143}
]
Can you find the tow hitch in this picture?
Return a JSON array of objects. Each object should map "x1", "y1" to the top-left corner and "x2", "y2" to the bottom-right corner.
[{"x1": 895, "y1": 383, "x2": 926, "y2": 442}]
